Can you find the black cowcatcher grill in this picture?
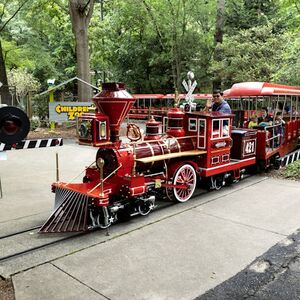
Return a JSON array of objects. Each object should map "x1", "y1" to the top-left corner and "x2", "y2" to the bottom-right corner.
[{"x1": 39, "y1": 187, "x2": 90, "y2": 233}]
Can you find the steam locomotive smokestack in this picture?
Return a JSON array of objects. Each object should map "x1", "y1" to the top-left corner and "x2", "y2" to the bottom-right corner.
[{"x1": 92, "y1": 83, "x2": 135, "y2": 143}]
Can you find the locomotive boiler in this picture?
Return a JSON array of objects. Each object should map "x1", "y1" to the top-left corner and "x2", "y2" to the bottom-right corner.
[{"x1": 40, "y1": 82, "x2": 259, "y2": 233}]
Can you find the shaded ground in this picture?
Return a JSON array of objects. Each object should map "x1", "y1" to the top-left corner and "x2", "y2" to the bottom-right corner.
[{"x1": 0, "y1": 278, "x2": 14, "y2": 300}]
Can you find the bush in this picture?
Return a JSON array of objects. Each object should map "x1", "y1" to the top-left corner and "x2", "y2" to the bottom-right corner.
[
  {"x1": 32, "y1": 95, "x2": 49, "y2": 125},
  {"x1": 30, "y1": 116, "x2": 41, "y2": 131},
  {"x1": 281, "y1": 160, "x2": 300, "y2": 180}
]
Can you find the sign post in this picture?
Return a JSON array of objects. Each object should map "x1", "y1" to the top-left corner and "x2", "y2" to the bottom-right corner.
[
  {"x1": 49, "y1": 90, "x2": 55, "y2": 131},
  {"x1": 47, "y1": 79, "x2": 56, "y2": 131},
  {"x1": 182, "y1": 71, "x2": 197, "y2": 112}
]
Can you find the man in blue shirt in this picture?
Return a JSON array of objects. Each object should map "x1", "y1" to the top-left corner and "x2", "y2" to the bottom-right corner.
[{"x1": 211, "y1": 90, "x2": 231, "y2": 113}]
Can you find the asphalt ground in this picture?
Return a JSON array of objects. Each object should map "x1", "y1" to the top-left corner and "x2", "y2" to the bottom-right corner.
[
  {"x1": 197, "y1": 229, "x2": 300, "y2": 300},
  {"x1": 1, "y1": 140, "x2": 300, "y2": 299}
]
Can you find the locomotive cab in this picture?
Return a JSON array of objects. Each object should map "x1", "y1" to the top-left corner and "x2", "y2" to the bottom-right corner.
[
  {"x1": 183, "y1": 111, "x2": 257, "y2": 187},
  {"x1": 185, "y1": 111, "x2": 234, "y2": 169}
]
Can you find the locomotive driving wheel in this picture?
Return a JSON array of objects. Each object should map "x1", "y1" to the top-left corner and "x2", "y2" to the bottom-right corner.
[{"x1": 167, "y1": 164, "x2": 197, "y2": 202}]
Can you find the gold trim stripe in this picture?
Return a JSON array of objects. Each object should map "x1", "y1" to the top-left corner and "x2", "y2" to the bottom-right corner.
[{"x1": 135, "y1": 149, "x2": 206, "y2": 164}]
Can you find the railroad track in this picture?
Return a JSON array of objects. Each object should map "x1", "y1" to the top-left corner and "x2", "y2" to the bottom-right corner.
[
  {"x1": 0, "y1": 228, "x2": 85, "y2": 263},
  {"x1": 0, "y1": 225, "x2": 42, "y2": 240}
]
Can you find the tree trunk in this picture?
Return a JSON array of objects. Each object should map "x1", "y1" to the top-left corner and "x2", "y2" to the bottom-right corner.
[
  {"x1": 0, "y1": 40, "x2": 11, "y2": 105},
  {"x1": 213, "y1": 0, "x2": 225, "y2": 90},
  {"x1": 69, "y1": 0, "x2": 94, "y2": 101}
]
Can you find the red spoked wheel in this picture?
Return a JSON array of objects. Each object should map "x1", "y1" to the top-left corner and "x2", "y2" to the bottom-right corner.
[{"x1": 167, "y1": 164, "x2": 197, "y2": 202}]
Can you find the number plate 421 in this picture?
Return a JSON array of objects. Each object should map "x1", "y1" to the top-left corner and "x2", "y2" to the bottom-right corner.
[{"x1": 244, "y1": 140, "x2": 256, "y2": 155}]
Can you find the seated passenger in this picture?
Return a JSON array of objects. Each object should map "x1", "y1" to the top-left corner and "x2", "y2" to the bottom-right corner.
[
  {"x1": 258, "y1": 107, "x2": 272, "y2": 124},
  {"x1": 248, "y1": 115, "x2": 258, "y2": 129},
  {"x1": 258, "y1": 107, "x2": 273, "y2": 127},
  {"x1": 274, "y1": 112, "x2": 285, "y2": 146},
  {"x1": 258, "y1": 120, "x2": 273, "y2": 128},
  {"x1": 292, "y1": 108, "x2": 299, "y2": 116},
  {"x1": 275, "y1": 112, "x2": 285, "y2": 125}
]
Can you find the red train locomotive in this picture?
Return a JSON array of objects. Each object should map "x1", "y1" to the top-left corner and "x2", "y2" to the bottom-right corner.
[{"x1": 40, "y1": 82, "x2": 300, "y2": 233}]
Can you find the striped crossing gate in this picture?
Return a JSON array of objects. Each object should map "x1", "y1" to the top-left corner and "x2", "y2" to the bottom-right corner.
[{"x1": 0, "y1": 138, "x2": 63, "y2": 151}]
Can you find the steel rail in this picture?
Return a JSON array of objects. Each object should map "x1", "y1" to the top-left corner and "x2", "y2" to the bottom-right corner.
[
  {"x1": 0, "y1": 225, "x2": 42, "y2": 240},
  {"x1": 0, "y1": 230, "x2": 86, "y2": 263}
]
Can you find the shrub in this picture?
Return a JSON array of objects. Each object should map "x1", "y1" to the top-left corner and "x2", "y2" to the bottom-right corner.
[{"x1": 281, "y1": 160, "x2": 300, "y2": 180}]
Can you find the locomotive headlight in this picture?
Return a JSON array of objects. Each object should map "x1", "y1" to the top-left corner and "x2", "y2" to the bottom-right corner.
[
  {"x1": 100, "y1": 121, "x2": 106, "y2": 138},
  {"x1": 78, "y1": 121, "x2": 91, "y2": 138}
]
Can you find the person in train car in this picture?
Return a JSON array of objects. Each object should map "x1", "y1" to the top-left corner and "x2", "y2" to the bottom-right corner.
[
  {"x1": 275, "y1": 111, "x2": 285, "y2": 125},
  {"x1": 292, "y1": 107, "x2": 299, "y2": 116},
  {"x1": 205, "y1": 89, "x2": 232, "y2": 113},
  {"x1": 274, "y1": 112, "x2": 285, "y2": 146},
  {"x1": 258, "y1": 107, "x2": 272, "y2": 126},
  {"x1": 248, "y1": 115, "x2": 258, "y2": 129}
]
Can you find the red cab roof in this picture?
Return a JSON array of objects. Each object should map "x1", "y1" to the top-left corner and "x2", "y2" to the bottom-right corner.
[{"x1": 224, "y1": 82, "x2": 300, "y2": 97}]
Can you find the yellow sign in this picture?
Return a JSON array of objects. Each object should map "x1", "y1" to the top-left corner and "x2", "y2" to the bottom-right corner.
[
  {"x1": 49, "y1": 102, "x2": 94, "y2": 122},
  {"x1": 55, "y1": 105, "x2": 91, "y2": 120}
]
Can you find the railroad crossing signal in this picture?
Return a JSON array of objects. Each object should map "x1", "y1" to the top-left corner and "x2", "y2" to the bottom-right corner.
[{"x1": 182, "y1": 71, "x2": 197, "y2": 112}]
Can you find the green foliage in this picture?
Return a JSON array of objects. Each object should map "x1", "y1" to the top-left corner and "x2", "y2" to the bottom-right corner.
[
  {"x1": 32, "y1": 94, "x2": 50, "y2": 123},
  {"x1": 1, "y1": 0, "x2": 300, "y2": 98},
  {"x1": 7, "y1": 68, "x2": 41, "y2": 107},
  {"x1": 273, "y1": 33, "x2": 300, "y2": 85},
  {"x1": 278, "y1": 0, "x2": 300, "y2": 31},
  {"x1": 210, "y1": 25, "x2": 286, "y2": 89},
  {"x1": 281, "y1": 160, "x2": 300, "y2": 180},
  {"x1": 226, "y1": 0, "x2": 281, "y2": 32},
  {"x1": 89, "y1": 0, "x2": 216, "y2": 93},
  {"x1": 1, "y1": 0, "x2": 74, "y2": 91},
  {"x1": 30, "y1": 116, "x2": 41, "y2": 131}
]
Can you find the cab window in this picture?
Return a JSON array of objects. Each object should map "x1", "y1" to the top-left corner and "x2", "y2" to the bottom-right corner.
[{"x1": 212, "y1": 118, "x2": 230, "y2": 139}]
